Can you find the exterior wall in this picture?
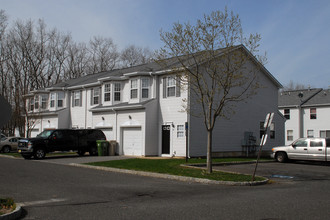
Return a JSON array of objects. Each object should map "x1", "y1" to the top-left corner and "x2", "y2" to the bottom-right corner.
[
  {"x1": 280, "y1": 105, "x2": 330, "y2": 145},
  {"x1": 280, "y1": 108, "x2": 300, "y2": 145},
  {"x1": 92, "y1": 111, "x2": 116, "y2": 140},
  {"x1": 145, "y1": 100, "x2": 159, "y2": 156},
  {"x1": 58, "y1": 108, "x2": 70, "y2": 128},
  {"x1": 70, "y1": 89, "x2": 92, "y2": 129},
  {"x1": 303, "y1": 106, "x2": 330, "y2": 138},
  {"x1": 158, "y1": 74, "x2": 188, "y2": 157},
  {"x1": 189, "y1": 61, "x2": 284, "y2": 157}
]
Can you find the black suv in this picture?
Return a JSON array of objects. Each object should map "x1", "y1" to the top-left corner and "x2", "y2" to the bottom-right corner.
[{"x1": 18, "y1": 129, "x2": 106, "y2": 159}]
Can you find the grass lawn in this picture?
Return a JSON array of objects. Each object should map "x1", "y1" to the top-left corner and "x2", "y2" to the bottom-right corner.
[{"x1": 87, "y1": 158, "x2": 266, "y2": 182}]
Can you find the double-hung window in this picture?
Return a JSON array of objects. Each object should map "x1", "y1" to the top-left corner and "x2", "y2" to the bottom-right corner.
[
  {"x1": 92, "y1": 88, "x2": 100, "y2": 105},
  {"x1": 167, "y1": 76, "x2": 176, "y2": 97},
  {"x1": 41, "y1": 95, "x2": 48, "y2": 109},
  {"x1": 141, "y1": 78, "x2": 150, "y2": 99},
  {"x1": 29, "y1": 98, "x2": 34, "y2": 111},
  {"x1": 130, "y1": 79, "x2": 138, "y2": 99},
  {"x1": 114, "y1": 83, "x2": 121, "y2": 102},
  {"x1": 72, "y1": 91, "x2": 82, "y2": 107},
  {"x1": 57, "y1": 92, "x2": 64, "y2": 108},
  {"x1": 307, "y1": 130, "x2": 314, "y2": 138},
  {"x1": 34, "y1": 95, "x2": 39, "y2": 109},
  {"x1": 163, "y1": 76, "x2": 180, "y2": 98},
  {"x1": 104, "y1": 83, "x2": 111, "y2": 102},
  {"x1": 310, "y1": 108, "x2": 317, "y2": 119},
  {"x1": 270, "y1": 123, "x2": 275, "y2": 139},
  {"x1": 287, "y1": 130, "x2": 293, "y2": 141},
  {"x1": 284, "y1": 109, "x2": 290, "y2": 119},
  {"x1": 50, "y1": 93, "x2": 55, "y2": 108}
]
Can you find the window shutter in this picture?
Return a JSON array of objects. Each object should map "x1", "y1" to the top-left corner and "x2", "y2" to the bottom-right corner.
[
  {"x1": 99, "y1": 87, "x2": 102, "y2": 105},
  {"x1": 71, "y1": 91, "x2": 74, "y2": 107},
  {"x1": 176, "y1": 77, "x2": 181, "y2": 97},
  {"x1": 79, "y1": 90, "x2": 82, "y2": 106},
  {"x1": 163, "y1": 77, "x2": 167, "y2": 98},
  {"x1": 90, "y1": 88, "x2": 93, "y2": 105}
]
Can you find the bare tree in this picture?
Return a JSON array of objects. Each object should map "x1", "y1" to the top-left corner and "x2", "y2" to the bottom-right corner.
[
  {"x1": 283, "y1": 80, "x2": 308, "y2": 91},
  {"x1": 88, "y1": 36, "x2": 119, "y2": 73},
  {"x1": 160, "y1": 8, "x2": 263, "y2": 173},
  {"x1": 120, "y1": 45, "x2": 154, "y2": 67}
]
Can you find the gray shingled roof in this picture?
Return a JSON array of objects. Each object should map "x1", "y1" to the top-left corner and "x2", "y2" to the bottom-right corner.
[
  {"x1": 278, "y1": 88, "x2": 330, "y2": 107},
  {"x1": 303, "y1": 89, "x2": 330, "y2": 106},
  {"x1": 47, "y1": 44, "x2": 281, "y2": 90}
]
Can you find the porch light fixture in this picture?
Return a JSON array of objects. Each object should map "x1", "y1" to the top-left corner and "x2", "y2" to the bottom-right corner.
[
  {"x1": 129, "y1": 115, "x2": 132, "y2": 120},
  {"x1": 102, "y1": 117, "x2": 105, "y2": 121}
]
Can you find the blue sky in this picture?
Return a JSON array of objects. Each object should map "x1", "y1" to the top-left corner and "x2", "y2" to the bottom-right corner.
[{"x1": 1, "y1": 0, "x2": 330, "y2": 88}]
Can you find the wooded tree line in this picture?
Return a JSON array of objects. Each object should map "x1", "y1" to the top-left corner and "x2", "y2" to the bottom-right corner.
[{"x1": 0, "y1": 10, "x2": 154, "y2": 136}]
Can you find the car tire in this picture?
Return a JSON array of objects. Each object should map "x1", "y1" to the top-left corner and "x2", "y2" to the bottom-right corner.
[
  {"x1": 34, "y1": 148, "x2": 46, "y2": 159},
  {"x1": 276, "y1": 152, "x2": 288, "y2": 163},
  {"x1": 78, "y1": 150, "x2": 85, "y2": 156},
  {"x1": 89, "y1": 147, "x2": 98, "y2": 156},
  {"x1": 2, "y1": 145, "x2": 11, "y2": 153}
]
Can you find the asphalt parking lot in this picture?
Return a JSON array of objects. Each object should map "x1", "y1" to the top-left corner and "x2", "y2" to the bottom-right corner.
[{"x1": 213, "y1": 160, "x2": 330, "y2": 182}]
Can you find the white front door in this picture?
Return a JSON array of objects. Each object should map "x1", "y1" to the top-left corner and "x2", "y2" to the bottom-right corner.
[{"x1": 122, "y1": 127, "x2": 142, "y2": 156}]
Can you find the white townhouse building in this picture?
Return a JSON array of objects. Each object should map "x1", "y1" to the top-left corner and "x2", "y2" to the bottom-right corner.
[
  {"x1": 279, "y1": 88, "x2": 330, "y2": 145},
  {"x1": 24, "y1": 45, "x2": 285, "y2": 157}
]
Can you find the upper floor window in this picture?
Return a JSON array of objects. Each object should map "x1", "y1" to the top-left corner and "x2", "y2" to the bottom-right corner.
[
  {"x1": 130, "y1": 79, "x2": 138, "y2": 99},
  {"x1": 57, "y1": 92, "x2": 64, "y2": 108},
  {"x1": 34, "y1": 95, "x2": 39, "y2": 109},
  {"x1": 50, "y1": 93, "x2": 55, "y2": 108},
  {"x1": 284, "y1": 109, "x2": 290, "y2": 119},
  {"x1": 141, "y1": 78, "x2": 150, "y2": 99},
  {"x1": 72, "y1": 90, "x2": 82, "y2": 107},
  {"x1": 310, "y1": 108, "x2": 317, "y2": 119},
  {"x1": 41, "y1": 95, "x2": 48, "y2": 109},
  {"x1": 91, "y1": 88, "x2": 101, "y2": 105},
  {"x1": 104, "y1": 83, "x2": 111, "y2": 102},
  {"x1": 29, "y1": 98, "x2": 34, "y2": 111},
  {"x1": 163, "y1": 76, "x2": 180, "y2": 98},
  {"x1": 114, "y1": 83, "x2": 121, "y2": 102}
]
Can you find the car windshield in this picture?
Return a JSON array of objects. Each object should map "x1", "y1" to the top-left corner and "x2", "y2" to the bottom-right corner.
[{"x1": 36, "y1": 130, "x2": 53, "y2": 138}]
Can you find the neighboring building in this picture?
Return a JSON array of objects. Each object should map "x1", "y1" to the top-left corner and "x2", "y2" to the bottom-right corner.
[
  {"x1": 279, "y1": 88, "x2": 330, "y2": 145},
  {"x1": 24, "y1": 45, "x2": 284, "y2": 157}
]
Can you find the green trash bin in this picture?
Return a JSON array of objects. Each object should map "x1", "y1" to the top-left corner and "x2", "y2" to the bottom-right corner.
[{"x1": 97, "y1": 140, "x2": 109, "y2": 156}]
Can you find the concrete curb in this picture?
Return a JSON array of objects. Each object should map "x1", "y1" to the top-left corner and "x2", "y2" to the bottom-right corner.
[
  {"x1": 69, "y1": 163, "x2": 269, "y2": 186},
  {"x1": 0, "y1": 206, "x2": 22, "y2": 220}
]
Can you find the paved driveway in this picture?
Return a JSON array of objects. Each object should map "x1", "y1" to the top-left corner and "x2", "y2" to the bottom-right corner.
[{"x1": 214, "y1": 161, "x2": 330, "y2": 182}]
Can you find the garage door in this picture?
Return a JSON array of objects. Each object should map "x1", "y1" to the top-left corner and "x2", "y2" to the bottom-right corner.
[{"x1": 122, "y1": 127, "x2": 142, "y2": 156}]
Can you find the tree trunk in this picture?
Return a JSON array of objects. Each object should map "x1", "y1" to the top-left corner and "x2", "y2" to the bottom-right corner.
[{"x1": 206, "y1": 129, "x2": 213, "y2": 173}]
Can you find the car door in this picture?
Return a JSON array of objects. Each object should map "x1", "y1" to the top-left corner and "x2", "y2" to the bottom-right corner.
[
  {"x1": 9, "y1": 138, "x2": 18, "y2": 151},
  {"x1": 48, "y1": 130, "x2": 67, "y2": 151},
  {"x1": 308, "y1": 139, "x2": 325, "y2": 161},
  {"x1": 288, "y1": 138, "x2": 309, "y2": 160}
]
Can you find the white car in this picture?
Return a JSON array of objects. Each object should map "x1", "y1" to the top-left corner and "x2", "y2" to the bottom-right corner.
[
  {"x1": 271, "y1": 138, "x2": 330, "y2": 163},
  {"x1": 0, "y1": 137, "x2": 23, "y2": 153}
]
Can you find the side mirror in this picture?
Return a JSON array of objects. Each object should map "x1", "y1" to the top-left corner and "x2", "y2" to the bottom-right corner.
[{"x1": 292, "y1": 144, "x2": 296, "y2": 148}]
